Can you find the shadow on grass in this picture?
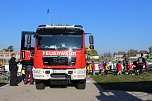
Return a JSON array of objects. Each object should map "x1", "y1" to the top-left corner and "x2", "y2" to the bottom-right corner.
[{"x1": 98, "y1": 81, "x2": 152, "y2": 93}]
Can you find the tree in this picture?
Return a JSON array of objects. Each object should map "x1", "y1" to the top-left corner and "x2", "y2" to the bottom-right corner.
[
  {"x1": 149, "y1": 46, "x2": 152, "y2": 55},
  {"x1": 3, "y1": 46, "x2": 14, "y2": 52},
  {"x1": 90, "y1": 49, "x2": 98, "y2": 56},
  {"x1": 127, "y1": 49, "x2": 138, "y2": 57},
  {"x1": 108, "y1": 52, "x2": 112, "y2": 58},
  {"x1": 7, "y1": 46, "x2": 14, "y2": 52},
  {"x1": 104, "y1": 52, "x2": 108, "y2": 57},
  {"x1": 103, "y1": 52, "x2": 111, "y2": 58}
]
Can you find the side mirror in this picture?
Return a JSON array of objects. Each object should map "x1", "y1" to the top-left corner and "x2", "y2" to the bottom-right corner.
[
  {"x1": 89, "y1": 35, "x2": 94, "y2": 44},
  {"x1": 90, "y1": 44, "x2": 94, "y2": 49}
]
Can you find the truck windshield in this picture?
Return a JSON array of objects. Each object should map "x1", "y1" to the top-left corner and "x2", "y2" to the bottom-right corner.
[{"x1": 37, "y1": 35, "x2": 82, "y2": 50}]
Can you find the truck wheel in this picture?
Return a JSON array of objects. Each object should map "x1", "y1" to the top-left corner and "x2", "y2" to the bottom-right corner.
[
  {"x1": 35, "y1": 80, "x2": 45, "y2": 90},
  {"x1": 76, "y1": 80, "x2": 86, "y2": 89}
]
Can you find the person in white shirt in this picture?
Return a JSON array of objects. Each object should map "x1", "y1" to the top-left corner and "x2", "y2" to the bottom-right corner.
[{"x1": 108, "y1": 60, "x2": 112, "y2": 71}]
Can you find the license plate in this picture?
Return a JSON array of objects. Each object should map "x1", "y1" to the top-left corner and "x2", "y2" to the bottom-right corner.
[{"x1": 53, "y1": 69, "x2": 66, "y2": 73}]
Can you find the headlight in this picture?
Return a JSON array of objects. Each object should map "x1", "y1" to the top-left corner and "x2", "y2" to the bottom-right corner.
[{"x1": 77, "y1": 70, "x2": 85, "y2": 74}]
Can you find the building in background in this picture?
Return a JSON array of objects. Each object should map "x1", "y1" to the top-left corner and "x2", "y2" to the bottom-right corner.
[
  {"x1": 0, "y1": 49, "x2": 20, "y2": 67},
  {"x1": 113, "y1": 51, "x2": 127, "y2": 61},
  {"x1": 136, "y1": 50, "x2": 149, "y2": 57}
]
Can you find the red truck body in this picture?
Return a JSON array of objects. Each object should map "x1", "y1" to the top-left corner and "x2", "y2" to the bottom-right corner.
[{"x1": 20, "y1": 24, "x2": 94, "y2": 90}]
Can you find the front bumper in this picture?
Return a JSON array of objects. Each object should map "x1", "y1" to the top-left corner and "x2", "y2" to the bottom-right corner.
[{"x1": 33, "y1": 68, "x2": 86, "y2": 80}]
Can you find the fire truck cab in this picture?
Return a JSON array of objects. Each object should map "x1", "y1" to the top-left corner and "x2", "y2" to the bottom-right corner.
[{"x1": 20, "y1": 24, "x2": 94, "y2": 90}]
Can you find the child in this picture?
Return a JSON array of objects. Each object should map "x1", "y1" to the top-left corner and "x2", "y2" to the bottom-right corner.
[
  {"x1": 104, "y1": 62, "x2": 109, "y2": 76},
  {"x1": 116, "y1": 61, "x2": 122, "y2": 75},
  {"x1": 21, "y1": 66, "x2": 26, "y2": 82},
  {"x1": 91, "y1": 61, "x2": 95, "y2": 75},
  {"x1": 144, "y1": 63, "x2": 148, "y2": 74},
  {"x1": 129, "y1": 63, "x2": 133, "y2": 75},
  {"x1": 98, "y1": 61, "x2": 102, "y2": 74}
]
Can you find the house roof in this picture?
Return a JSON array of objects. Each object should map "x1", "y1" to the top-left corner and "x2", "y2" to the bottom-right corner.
[
  {"x1": 117, "y1": 52, "x2": 126, "y2": 55},
  {"x1": 0, "y1": 51, "x2": 19, "y2": 55},
  {"x1": 138, "y1": 50, "x2": 148, "y2": 54}
]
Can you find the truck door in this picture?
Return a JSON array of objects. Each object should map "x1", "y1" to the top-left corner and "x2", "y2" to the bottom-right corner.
[{"x1": 20, "y1": 31, "x2": 35, "y2": 64}]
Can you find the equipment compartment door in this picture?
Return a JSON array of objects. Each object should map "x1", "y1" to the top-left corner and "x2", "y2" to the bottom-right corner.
[{"x1": 21, "y1": 31, "x2": 35, "y2": 60}]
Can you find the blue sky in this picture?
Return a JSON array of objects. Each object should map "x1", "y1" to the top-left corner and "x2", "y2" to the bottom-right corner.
[{"x1": 0, "y1": 0, "x2": 152, "y2": 55}]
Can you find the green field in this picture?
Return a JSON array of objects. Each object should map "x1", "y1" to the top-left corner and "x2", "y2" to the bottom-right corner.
[{"x1": 91, "y1": 71, "x2": 152, "y2": 93}]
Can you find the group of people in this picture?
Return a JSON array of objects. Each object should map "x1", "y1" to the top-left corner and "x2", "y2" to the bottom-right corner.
[
  {"x1": 87, "y1": 60, "x2": 112, "y2": 76},
  {"x1": 98, "y1": 60, "x2": 112, "y2": 76},
  {"x1": 117, "y1": 53, "x2": 148, "y2": 75},
  {"x1": 9, "y1": 53, "x2": 34, "y2": 86},
  {"x1": 87, "y1": 53, "x2": 148, "y2": 76}
]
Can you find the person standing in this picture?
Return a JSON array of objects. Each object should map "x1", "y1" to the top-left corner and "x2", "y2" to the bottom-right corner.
[
  {"x1": 125, "y1": 58, "x2": 130, "y2": 74},
  {"x1": 24, "y1": 64, "x2": 34, "y2": 85},
  {"x1": 108, "y1": 60, "x2": 112, "y2": 71},
  {"x1": 9, "y1": 53, "x2": 21, "y2": 86},
  {"x1": 104, "y1": 62, "x2": 109, "y2": 76},
  {"x1": 145, "y1": 63, "x2": 148, "y2": 73},
  {"x1": 133, "y1": 60, "x2": 138, "y2": 74},
  {"x1": 138, "y1": 53, "x2": 146, "y2": 74},
  {"x1": 21, "y1": 65, "x2": 26, "y2": 82},
  {"x1": 98, "y1": 61, "x2": 102, "y2": 74},
  {"x1": 116, "y1": 61, "x2": 122, "y2": 75},
  {"x1": 91, "y1": 61, "x2": 95, "y2": 75},
  {"x1": 129, "y1": 63, "x2": 133, "y2": 75}
]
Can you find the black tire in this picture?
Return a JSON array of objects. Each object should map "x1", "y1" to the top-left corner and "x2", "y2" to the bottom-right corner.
[
  {"x1": 76, "y1": 80, "x2": 86, "y2": 89},
  {"x1": 35, "y1": 80, "x2": 45, "y2": 90}
]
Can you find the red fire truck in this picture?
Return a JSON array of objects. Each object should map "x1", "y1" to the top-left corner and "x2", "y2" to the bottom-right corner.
[{"x1": 20, "y1": 24, "x2": 94, "y2": 90}]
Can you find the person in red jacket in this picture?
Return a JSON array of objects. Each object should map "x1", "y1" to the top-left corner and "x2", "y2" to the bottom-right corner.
[
  {"x1": 145, "y1": 63, "x2": 148, "y2": 73},
  {"x1": 91, "y1": 61, "x2": 95, "y2": 75},
  {"x1": 116, "y1": 61, "x2": 122, "y2": 75},
  {"x1": 98, "y1": 61, "x2": 102, "y2": 74}
]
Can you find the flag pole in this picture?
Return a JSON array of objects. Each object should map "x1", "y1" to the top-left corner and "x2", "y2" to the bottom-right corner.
[{"x1": 47, "y1": 9, "x2": 50, "y2": 25}]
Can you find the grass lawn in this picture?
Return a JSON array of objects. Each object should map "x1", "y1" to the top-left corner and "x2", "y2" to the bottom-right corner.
[{"x1": 91, "y1": 70, "x2": 152, "y2": 93}]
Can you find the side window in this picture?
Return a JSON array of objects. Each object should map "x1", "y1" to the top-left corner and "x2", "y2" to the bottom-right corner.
[
  {"x1": 21, "y1": 31, "x2": 35, "y2": 50},
  {"x1": 24, "y1": 35, "x2": 34, "y2": 48}
]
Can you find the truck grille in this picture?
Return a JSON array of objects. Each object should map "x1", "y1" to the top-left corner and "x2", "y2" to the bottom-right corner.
[{"x1": 43, "y1": 56, "x2": 76, "y2": 66}]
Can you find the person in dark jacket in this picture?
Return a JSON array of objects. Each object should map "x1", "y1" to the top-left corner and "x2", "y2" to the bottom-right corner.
[
  {"x1": 133, "y1": 60, "x2": 138, "y2": 74},
  {"x1": 138, "y1": 53, "x2": 146, "y2": 74},
  {"x1": 9, "y1": 53, "x2": 21, "y2": 86}
]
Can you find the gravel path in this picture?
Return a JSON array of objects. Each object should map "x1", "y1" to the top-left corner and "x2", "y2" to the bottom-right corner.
[{"x1": 0, "y1": 77, "x2": 152, "y2": 101}]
